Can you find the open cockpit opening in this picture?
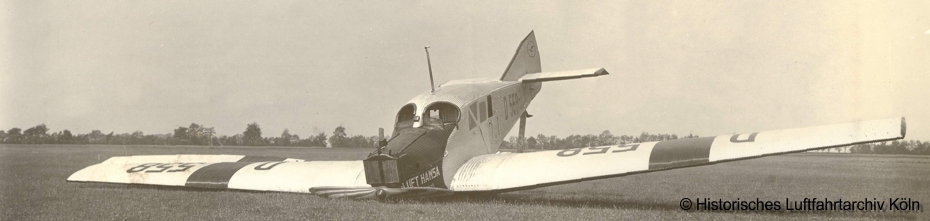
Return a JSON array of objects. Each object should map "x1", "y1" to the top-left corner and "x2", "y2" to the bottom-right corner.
[
  {"x1": 422, "y1": 102, "x2": 459, "y2": 129},
  {"x1": 366, "y1": 102, "x2": 459, "y2": 188},
  {"x1": 394, "y1": 104, "x2": 416, "y2": 133}
]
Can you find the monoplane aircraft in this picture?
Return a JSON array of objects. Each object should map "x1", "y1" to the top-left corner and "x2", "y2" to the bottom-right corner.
[{"x1": 69, "y1": 31, "x2": 906, "y2": 200}]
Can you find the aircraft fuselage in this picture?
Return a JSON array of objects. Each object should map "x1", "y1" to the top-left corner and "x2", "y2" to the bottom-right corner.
[{"x1": 363, "y1": 79, "x2": 541, "y2": 188}]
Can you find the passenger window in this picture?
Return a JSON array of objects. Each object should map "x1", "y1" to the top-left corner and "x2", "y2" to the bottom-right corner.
[
  {"x1": 478, "y1": 101, "x2": 487, "y2": 122},
  {"x1": 469, "y1": 104, "x2": 478, "y2": 130},
  {"x1": 487, "y1": 96, "x2": 493, "y2": 117}
]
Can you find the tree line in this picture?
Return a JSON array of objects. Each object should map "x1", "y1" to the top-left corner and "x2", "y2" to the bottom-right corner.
[
  {"x1": 2, "y1": 124, "x2": 929, "y2": 155},
  {"x1": 844, "y1": 140, "x2": 930, "y2": 155},
  {"x1": 501, "y1": 131, "x2": 693, "y2": 150},
  {"x1": 0, "y1": 123, "x2": 378, "y2": 148},
  {"x1": 501, "y1": 130, "x2": 930, "y2": 155}
]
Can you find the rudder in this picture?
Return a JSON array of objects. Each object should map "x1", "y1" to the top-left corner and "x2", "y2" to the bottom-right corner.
[{"x1": 500, "y1": 31, "x2": 542, "y2": 81}]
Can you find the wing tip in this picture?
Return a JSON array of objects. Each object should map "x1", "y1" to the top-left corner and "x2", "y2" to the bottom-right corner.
[{"x1": 901, "y1": 117, "x2": 907, "y2": 138}]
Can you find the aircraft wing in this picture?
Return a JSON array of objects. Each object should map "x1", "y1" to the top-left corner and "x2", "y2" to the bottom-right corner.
[
  {"x1": 67, "y1": 154, "x2": 368, "y2": 193},
  {"x1": 448, "y1": 117, "x2": 906, "y2": 192}
]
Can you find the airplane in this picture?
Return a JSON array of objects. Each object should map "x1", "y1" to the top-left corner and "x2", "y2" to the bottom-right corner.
[{"x1": 68, "y1": 31, "x2": 906, "y2": 200}]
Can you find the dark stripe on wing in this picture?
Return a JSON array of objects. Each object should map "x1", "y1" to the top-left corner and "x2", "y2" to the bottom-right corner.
[
  {"x1": 648, "y1": 137, "x2": 716, "y2": 170},
  {"x1": 185, "y1": 162, "x2": 252, "y2": 189},
  {"x1": 237, "y1": 156, "x2": 287, "y2": 162}
]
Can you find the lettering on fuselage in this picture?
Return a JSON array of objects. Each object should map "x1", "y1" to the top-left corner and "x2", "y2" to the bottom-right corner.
[
  {"x1": 401, "y1": 166, "x2": 442, "y2": 188},
  {"x1": 501, "y1": 90, "x2": 524, "y2": 121}
]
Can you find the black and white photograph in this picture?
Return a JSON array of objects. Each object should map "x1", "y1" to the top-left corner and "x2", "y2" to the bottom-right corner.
[{"x1": 1, "y1": 0, "x2": 928, "y2": 220}]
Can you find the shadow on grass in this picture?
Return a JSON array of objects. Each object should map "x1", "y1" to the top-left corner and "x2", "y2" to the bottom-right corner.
[
  {"x1": 411, "y1": 192, "x2": 918, "y2": 220},
  {"x1": 73, "y1": 183, "x2": 919, "y2": 219},
  {"x1": 418, "y1": 192, "x2": 679, "y2": 210}
]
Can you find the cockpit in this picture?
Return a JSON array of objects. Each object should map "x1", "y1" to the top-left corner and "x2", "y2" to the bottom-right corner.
[
  {"x1": 422, "y1": 102, "x2": 459, "y2": 129},
  {"x1": 369, "y1": 102, "x2": 461, "y2": 188},
  {"x1": 394, "y1": 104, "x2": 417, "y2": 132},
  {"x1": 394, "y1": 102, "x2": 460, "y2": 134}
]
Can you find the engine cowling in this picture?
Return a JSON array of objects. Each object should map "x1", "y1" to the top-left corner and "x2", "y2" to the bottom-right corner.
[{"x1": 363, "y1": 124, "x2": 453, "y2": 188}]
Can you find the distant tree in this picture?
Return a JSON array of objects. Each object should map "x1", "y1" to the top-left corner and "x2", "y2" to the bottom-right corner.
[
  {"x1": 876, "y1": 141, "x2": 895, "y2": 154},
  {"x1": 583, "y1": 134, "x2": 597, "y2": 147},
  {"x1": 616, "y1": 135, "x2": 629, "y2": 144},
  {"x1": 199, "y1": 126, "x2": 215, "y2": 146},
  {"x1": 499, "y1": 139, "x2": 512, "y2": 149},
  {"x1": 329, "y1": 126, "x2": 348, "y2": 148},
  {"x1": 549, "y1": 135, "x2": 559, "y2": 148},
  {"x1": 205, "y1": 127, "x2": 216, "y2": 146},
  {"x1": 871, "y1": 141, "x2": 904, "y2": 154},
  {"x1": 597, "y1": 130, "x2": 617, "y2": 146},
  {"x1": 23, "y1": 124, "x2": 50, "y2": 144},
  {"x1": 105, "y1": 132, "x2": 114, "y2": 144},
  {"x1": 526, "y1": 137, "x2": 537, "y2": 149},
  {"x1": 110, "y1": 132, "x2": 132, "y2": 145},
  {"x1": 508, "y1": 136, "x2": 519, "y2": 149},
  {"x1": 920, "y1": 141, "x2": 930, "y2": 155},
  {"x1": 182, "y1": 123, "x2": 214, "y2": 145},
  {"x1": 921, "y1": 141, "x2": 930, "y2": 155},
  {"x1": 225, "y1": 134, "x2": 243, "y2": 146},
  {"x1": 0, "y1": 130, "x2": 6, "y2": 143},
  {"x1": 536, "y1": 134, "x2": 549, "y2": 150},
  {"x1": 295, "y1": 132, "x2": 328, "y2": 147},
  {"x1": 849, "y1": 144, "x2": 869, "y2": 154},
  {"x1": 346, "y1": 135, "x2": 375, "y2": 148},
  {"x1": 61, "y1": 130, "x2": 73, "y2": 144},
  {"x1": 88, "y1": 130, "x2": 105, "y2": 144},
  {"x1": 243, "y1": 123, "x2": 263, "y2": 146},
  {"x1": 173, "y1": 127, "x2": 189, "y2": 140},
  {"x1": 892, "y1": 140, "x2": 909, "y2": 154},
  {"x1": 188, "y1": 123, "x2": 203, "y2": 145},
  {"x1": 48, "y1": 131, "x2": 59, "y2": 144},
  {"x1": 638, "y1": 132, "x2": 650, "y2": 143},
  {"x1": 560, "y1": 135, "x2": 576, "y2": 148},
  {"x1": 313, "y1": 132, "x2": 328, "y2": 147},
  {"x1": 279, "y1": 129, "x2": 298, "y2": 146},
  {"x1": 129, "y1": 131, "x2": 143, "y2": 145}
]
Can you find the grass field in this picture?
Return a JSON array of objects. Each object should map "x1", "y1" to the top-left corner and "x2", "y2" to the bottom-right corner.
[{"x1": 1, "y1": 144, "x2": 928, "y2": 220}]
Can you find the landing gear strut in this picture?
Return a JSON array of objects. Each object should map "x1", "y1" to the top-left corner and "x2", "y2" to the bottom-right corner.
[{"x1": 517, "y1": 111, "x2": 532, "y2": 153}]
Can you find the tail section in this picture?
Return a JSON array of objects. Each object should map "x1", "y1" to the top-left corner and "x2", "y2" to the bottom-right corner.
[
  {"x1": 500, "y1": 31, "x2": 542, "y2": 81},
  {"x1": 518, "y1": 68, "x2": 609, "y2": 83}
]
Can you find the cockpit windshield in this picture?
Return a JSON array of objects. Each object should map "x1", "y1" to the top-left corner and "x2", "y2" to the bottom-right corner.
[{"x1": 422, "y1": 102, "x2": 459, "y2": 128}]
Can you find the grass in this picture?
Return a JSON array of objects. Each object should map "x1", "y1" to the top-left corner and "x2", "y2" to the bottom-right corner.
[{"x1": 1, "y1": 144, "x2": 928, "y2": 220}]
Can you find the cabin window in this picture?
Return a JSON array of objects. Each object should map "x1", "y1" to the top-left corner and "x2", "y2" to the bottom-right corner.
[
  {"x1": 486, "y1": 96, "x2": 493, "y2": 117},
  {"x1": 478, "y1": 101, "x2": 487, "y2": 122},
  {"x1": 468, "y1": 104, "x2": 477, "y2": 130},
  {"x1": 423, "y1": 102, "x2": 460, "y2": 128}
]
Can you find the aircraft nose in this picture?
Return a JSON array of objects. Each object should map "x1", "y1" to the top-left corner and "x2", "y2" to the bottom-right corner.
[{"x1": 363, "y1": 126, "x2": 453, "y2": 188}]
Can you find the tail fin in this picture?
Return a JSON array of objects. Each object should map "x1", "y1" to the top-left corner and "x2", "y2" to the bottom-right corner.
[{"x1": 500, "y1": 31, "x2": 542, "y2": 81}]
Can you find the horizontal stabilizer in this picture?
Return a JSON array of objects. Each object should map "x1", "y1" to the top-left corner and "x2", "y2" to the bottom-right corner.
[{"x1": 518, "y1": 68, "x2": 609, "y2": 83}]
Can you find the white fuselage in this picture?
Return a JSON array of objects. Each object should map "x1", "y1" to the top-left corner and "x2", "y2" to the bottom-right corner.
[{"x1": 400, "y1": 79, "x2": 541, "y2": 186}]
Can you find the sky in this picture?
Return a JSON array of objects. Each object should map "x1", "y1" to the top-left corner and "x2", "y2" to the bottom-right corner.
[{"x1": 2, "y1": 0, "x2": 928, "y2": 141}]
